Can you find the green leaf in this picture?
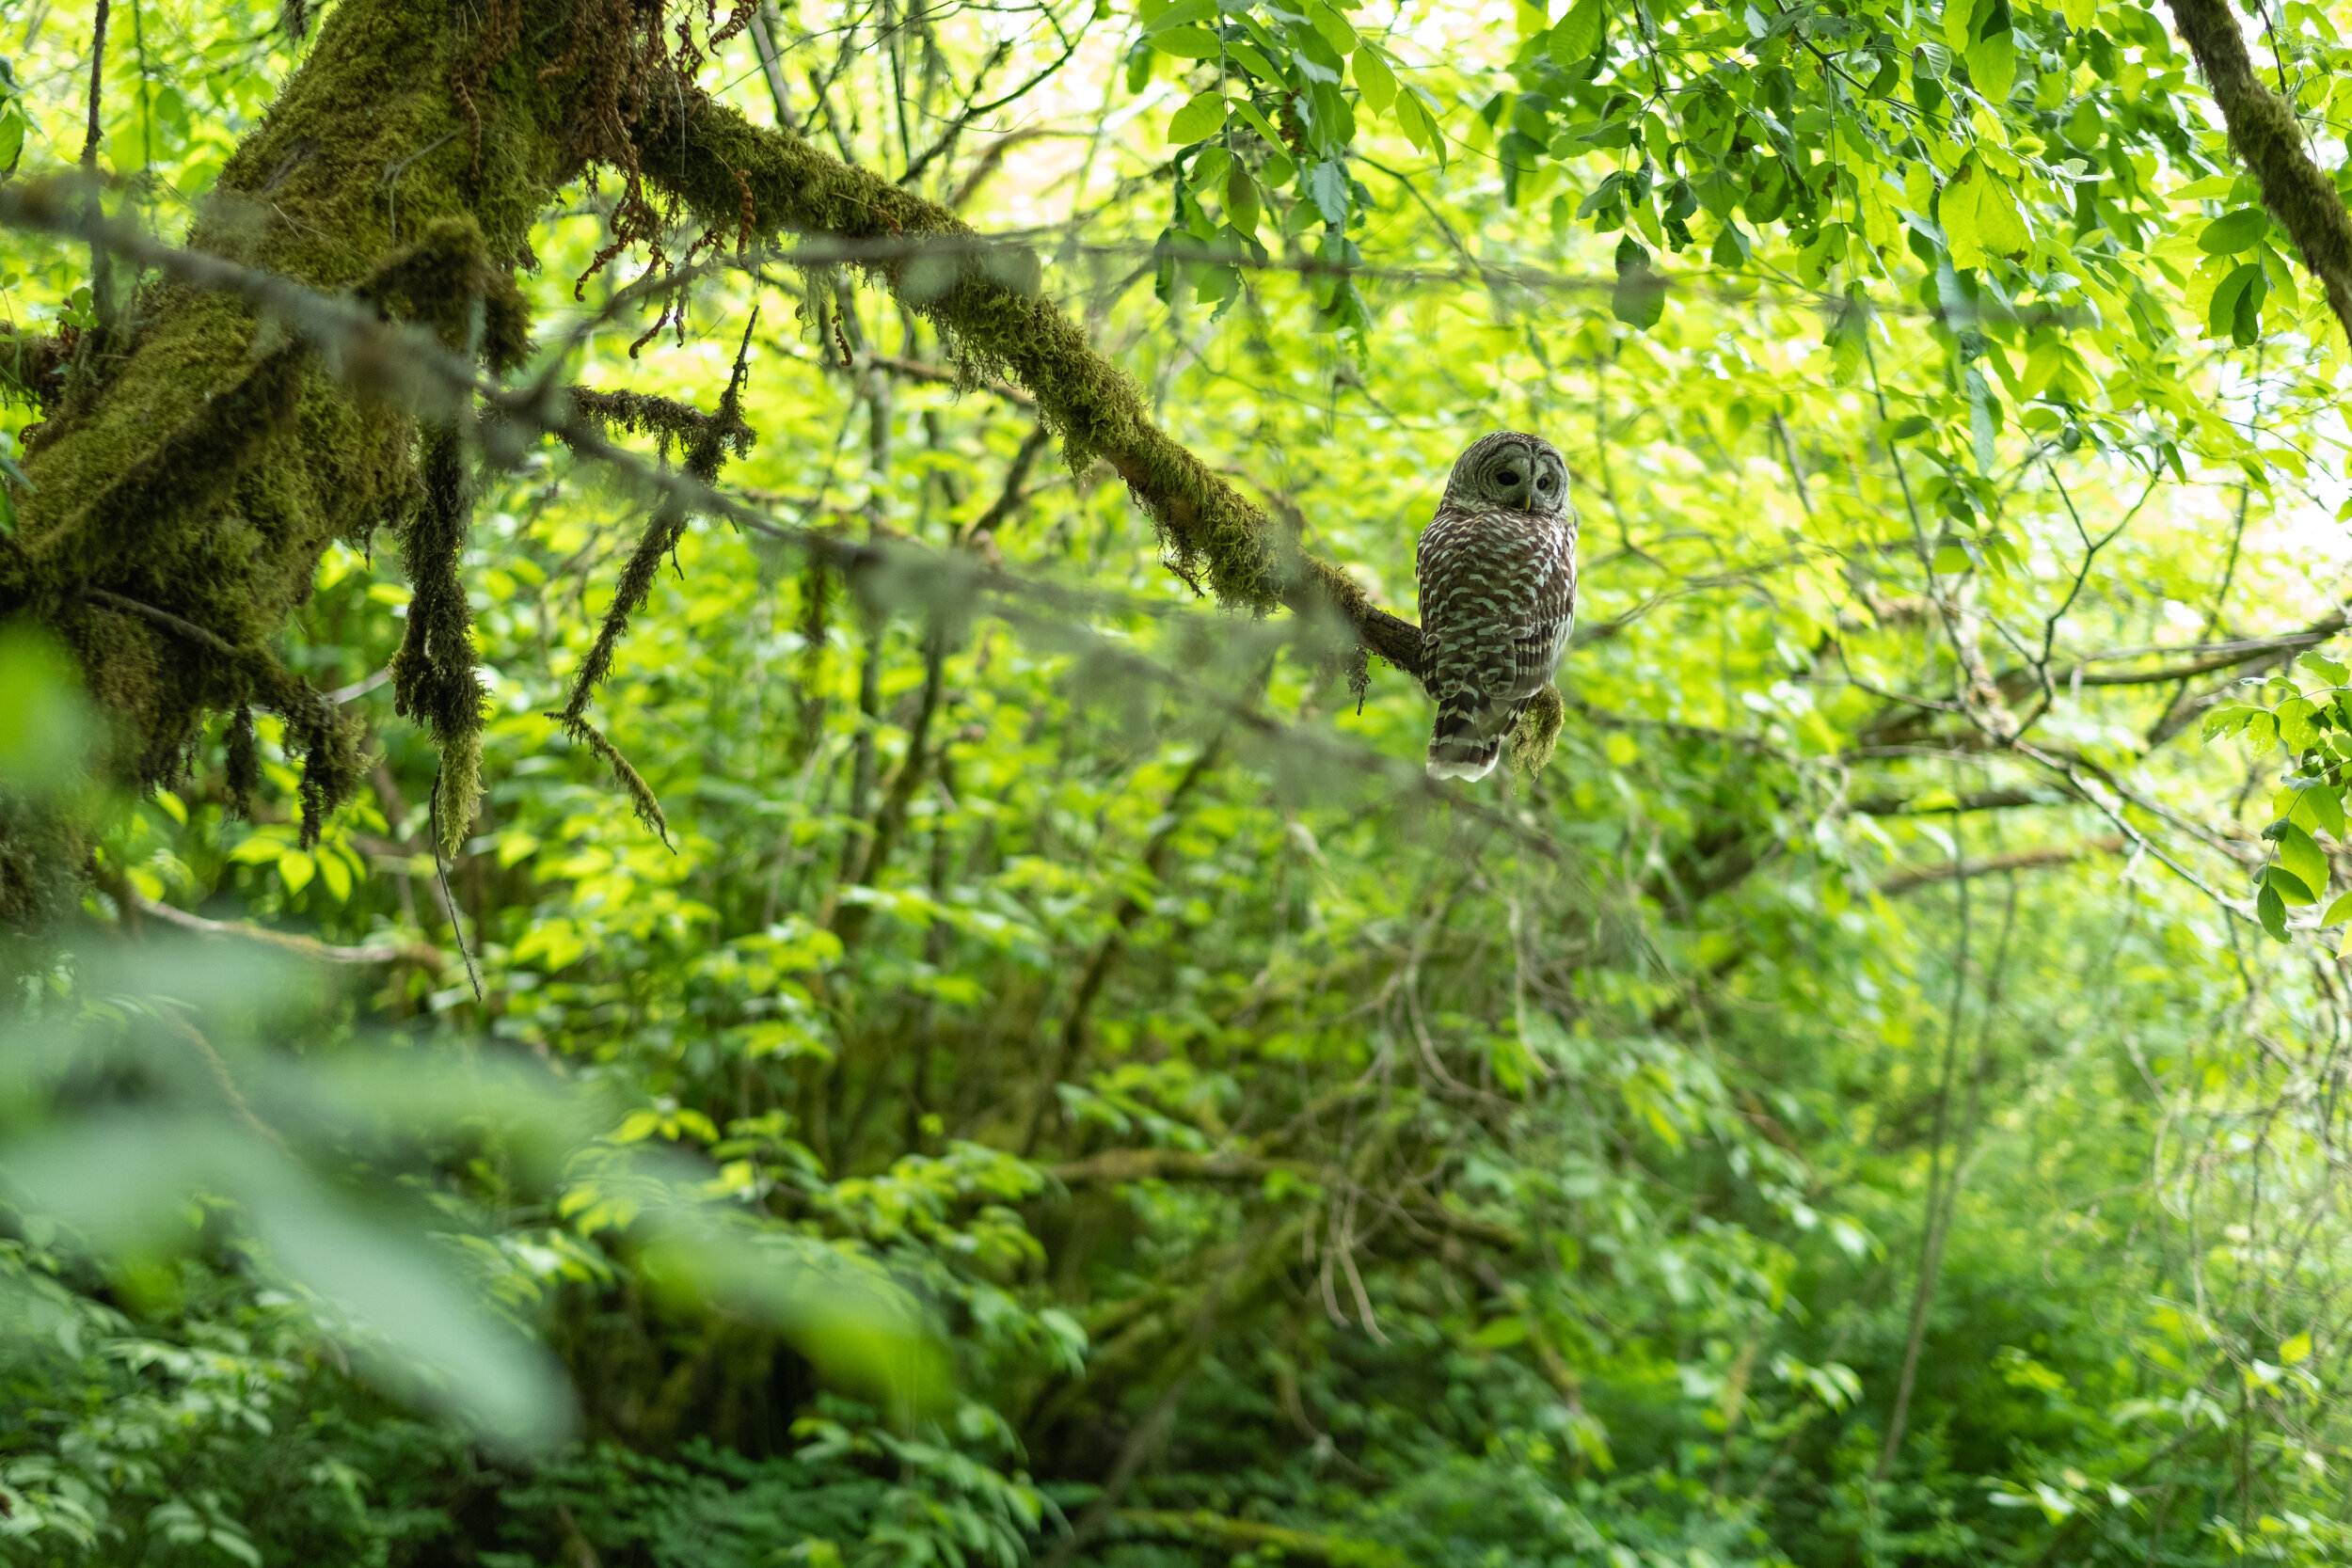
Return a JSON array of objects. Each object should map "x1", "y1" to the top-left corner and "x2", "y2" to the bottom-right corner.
[
  {"x1": 1304, "y1": 0, "x2": 1357, "y2": 53},
  {"x1": 2303, "y1": 652, "x2": 2350, "y2": 687},
  {"x1": 316, "y1": 847, "x2": 353, "y2": 902},
  {"x1": 229, "y1": 834, "x2": 288, "y2": 864},
  {"x1": 1944, "y1": 0, "x2": 1977, "y2": 48},
  {"x1": 1470, "y1": 1315, "x2": 1530, "y2": 1348},
  {"x1": 1351, "y1": 46, "x2": 1396, "y2": 115},
  {"x1": 2265, "y1": 863, "x2": 2317, "y2": 908},
  {"x1": 1142, "y1": 0, "x2": 1216, "y2": 31},
  {"x1": 1168, "y1": 91, "x2": 1230, "y2": 144},
  {"x1": 1549, "y1": 0, "x2": 1606, "y2": 65},
  {"x1": 2277, "y1": 823, "x2": 2329, "y2": 901},
  {"x1": 278, "y1": 849, "x2": 316, "y2": 895},
  {"x1": 1942, "y1": 159, "x2": 2028, "y2": 269},
  {"x1": 1230, "y1": 96, "x2": 1287, "y2": 150},
  {"x1": 2319, "y1": 890, "x2": 2352, "y2": 927},
  {"x1": 1225, "y1": 40, "x2": 1282, "y2": 82},
  {"x1": 2230, "y1": 265, "x2": 2267, "y2": 346},
  {"x1": 1392, "y1": 87, "x2": 1438, "y2": 155},
  {"x1": 1308, "y1": 159, "x2": 1348, "y2": 224},
  {"x1": 1225, "y1": 164, "x2": 1262, "y2": 232},
  {"x1": 2279, "y1": 695, "x2": 2319, "y2": 752},
  {"x1": 1613, "y1": 234, "x2": 1664, "y2": 328},
  {"x1": 1964, "y1": 30, "x2": 2016, "y2": 102},
  {"x1": 1150, "y1": 24, "x2": 1224, "y2": 56},
  {"x1": 2258, "y1": 879, "x2": 2289, "y2": 939},
  {"x1": 1188, "y1": 145, "x2": 1232, "y2": 191},
  {"x1": 2197, "y1": 207, "x2": 2269, "y2": 254},
  {"x1": 2290, "y1": 783, "x2": 2347, "y2": 840}
]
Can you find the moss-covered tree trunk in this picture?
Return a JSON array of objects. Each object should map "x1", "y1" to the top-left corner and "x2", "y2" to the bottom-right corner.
[
  {"x1": 0, "y1": 0, "x2": 1462, "y2": 927},
  {"x1": 0, "y1": 0, "x2": 570, "y2": 922}
]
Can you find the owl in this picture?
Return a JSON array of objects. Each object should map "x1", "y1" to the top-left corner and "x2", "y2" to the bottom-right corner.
[{"x1": 1414, "y1": 432, "x2": 1579, "y2": 782}]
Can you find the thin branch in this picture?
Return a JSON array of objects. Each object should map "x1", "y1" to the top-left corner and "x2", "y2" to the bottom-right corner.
[
  {"x1": 746, "y1": 0, "x2": 802, "y2": 132},
  {"x1": 1878, "y1": 837, "x2": 2125, "y2": 896},
  {"x1": 80, "y1": 586, "x2": 240, "y2": 656},
  {"x1": 124, "y1": 887, "x2": 446, "y2": 968}
]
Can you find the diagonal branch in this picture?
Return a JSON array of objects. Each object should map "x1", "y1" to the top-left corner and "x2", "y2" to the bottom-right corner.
[
  {"x1": 651, "y1": 96, "x2": 1432, "y2": 687},
  {"x1": 2165, "y1": 0, "x2": 2352, "y2": 343},
  {"x1": 1877, "y1": 837, "x2": 2125, "y2": 896}
]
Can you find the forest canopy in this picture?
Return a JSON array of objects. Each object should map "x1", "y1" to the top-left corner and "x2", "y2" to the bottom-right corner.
[{"x1": 3, "y1": 0, "x2": 2352, "y2": 1560}]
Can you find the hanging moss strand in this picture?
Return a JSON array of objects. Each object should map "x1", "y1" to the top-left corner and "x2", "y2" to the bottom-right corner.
[{"x1": 391, "y1": 422, "x2": 488, "y2": 858}]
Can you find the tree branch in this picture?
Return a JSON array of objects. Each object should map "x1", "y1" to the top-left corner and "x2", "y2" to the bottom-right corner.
[
  {"x1": 656, "y1": 98, "x2": 1431, "y2": 685},
  {"x1": 1848, "y1": 788, "x2": 2057, "y2": 816},
  {"x1": 123, "y1": 887, "x2": 447, "y2": 968},
  {"x1": 2165, "y1": 0, "x2": 2352, "y2": 343},
  {"x1": 1878, "y1": 837, "x2": 2123, "y2": 896}
]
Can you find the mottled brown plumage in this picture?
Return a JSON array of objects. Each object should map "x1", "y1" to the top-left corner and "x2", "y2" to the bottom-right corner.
[{"x1": 1414, "y1": 432, "x2": 1579, "y2": 781}]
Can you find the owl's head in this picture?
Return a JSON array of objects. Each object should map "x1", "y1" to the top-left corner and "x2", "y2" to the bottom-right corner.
[{"x1": 1441, "y1": 431, "x2": 1570, "y2": 517}]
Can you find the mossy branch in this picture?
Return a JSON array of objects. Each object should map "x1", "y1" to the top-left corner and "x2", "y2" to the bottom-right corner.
[
  {"x1": 648, "y1": 98, "x2": 1433, "y2": 687},
  {"x1": 550, "y1": 314, "x2": 761, "y2": 844},
  {"x1": 2164, "y1": 0, "x2": 2352, "y2": 344}
]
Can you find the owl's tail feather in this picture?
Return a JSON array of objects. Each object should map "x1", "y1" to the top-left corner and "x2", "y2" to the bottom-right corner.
[{"x1": 1427, "y1": 704, "x2": 1509, "y2": 782}]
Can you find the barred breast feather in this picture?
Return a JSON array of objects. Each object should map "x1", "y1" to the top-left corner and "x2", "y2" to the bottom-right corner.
[{"x1": 1415, "y1": 504, "x2": 1579, "y2": 782}]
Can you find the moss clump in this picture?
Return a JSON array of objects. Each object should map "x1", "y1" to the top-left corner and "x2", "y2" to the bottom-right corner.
[
  {"x1": 0, "y1": 326, "x2": 68, "y2": 413},
  {"x1": 390, "y1": 423, "x2": 487, "y2": 858},
  {"x1": 360, "y1": 217, "x2": 535, "y2": 373},
  {"x1": 1508, "y1": 688, "x2": 1564, "y2": 780}
]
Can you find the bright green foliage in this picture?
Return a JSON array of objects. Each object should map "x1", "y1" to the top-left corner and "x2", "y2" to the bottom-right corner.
[{"x1": 5, "y1": 0, "x2": 2352, "y2": 1562}]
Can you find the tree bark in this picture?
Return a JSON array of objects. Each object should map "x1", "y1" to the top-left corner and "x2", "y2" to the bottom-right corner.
[
  {"x1": 0, "y1": 0, "x2": 570, "y2": 921},
  {"x1": 2164, "y1": 0, "x2": 2352, "y2": 344}
]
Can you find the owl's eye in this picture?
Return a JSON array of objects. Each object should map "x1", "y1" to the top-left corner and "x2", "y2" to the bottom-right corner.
[
  {"x1": 1536, "y1": 474, "x2": 1554, "y2": 491},
  {"x1": 1499, "y1": 469, "x2": 1521, "y2": 485}
]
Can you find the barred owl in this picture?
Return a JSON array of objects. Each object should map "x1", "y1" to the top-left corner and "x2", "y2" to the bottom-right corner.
[{"x1": 1414, "y1": 432, "x2": 1579, "y2": 782}]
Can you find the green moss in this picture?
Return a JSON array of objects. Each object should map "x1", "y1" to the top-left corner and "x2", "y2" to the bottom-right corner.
[
  {"x1": 0, "y1": 0, "x2": 579, "y2": 920},
  {"x1": 554, "y1": 329, "x2": 758, "y2": 846},
  {"x1": 0, "y1": 325, "x2": 67, "y2": 413},
  {"x1": 1508, "y1": 688, "x2": 1564, "y2": 780},
  {"x1": 390, "y1": 422, "x2": 487, "y2": 857}
]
